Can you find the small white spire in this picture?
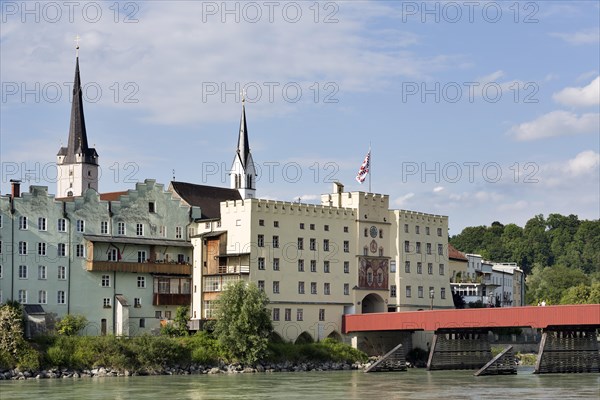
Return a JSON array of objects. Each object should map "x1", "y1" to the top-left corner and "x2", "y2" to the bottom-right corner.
[{"x1": 75, "y1": 34, "x2": 80, "y2": 57}]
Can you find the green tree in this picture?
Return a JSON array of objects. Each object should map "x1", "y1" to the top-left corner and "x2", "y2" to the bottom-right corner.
[
  {"x1": 56, "y1": 314, "x2": 88, "y2": 336},
  {"x1": 161, "y1": 306, "x2": 190, "y2": 337},
  {"x1": 526, "y1": 264, "x2": 589, "y2": 305},
  {"x1": 560, "y1": 284, "x2": 591, "y2": 304},
  {"x1": 213, "y1": 281, "x2": 273, "y2": 364},
  {"x1": 0, "y1": 303, "x2": 25, "y2": 361}
]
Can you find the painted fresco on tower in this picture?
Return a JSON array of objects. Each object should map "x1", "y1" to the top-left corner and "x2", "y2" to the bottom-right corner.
[{"x1": 358, "y1": 257, "x2": 388, "y2": 289}]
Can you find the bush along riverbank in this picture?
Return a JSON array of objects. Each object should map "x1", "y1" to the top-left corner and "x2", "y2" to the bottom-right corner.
[{"x1": 0, "y1": 333, "x2": 369, "y2": 380}]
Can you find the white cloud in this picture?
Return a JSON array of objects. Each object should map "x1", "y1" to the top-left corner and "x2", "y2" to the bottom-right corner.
[
  {"x1": 298, "y1": 194, "x2": 320, "y2": 202},
  {"x1": 498, "y1": 200, "x2": 528, "y2": 212},
  {"x1": 433, "y1": 186, "x2": 444, "y2": 193},
  {"x1": 553, "y1": 76, "x2": 600, "y2": 107},
  {"x1": 550, "y1": 28, "x2": 600, "y2": 45},
  {"x1": 508, "y1": 110, "x2": 600, "y2": 141},
  {"x1": 567, "y1": 151, "x2": 600, "y2": 176},
  {"x1": 394, "y1": 193, "x2": 414, "y2": 207}
]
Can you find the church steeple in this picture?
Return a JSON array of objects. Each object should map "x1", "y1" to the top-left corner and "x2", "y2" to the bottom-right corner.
[
  {"x1": 56, "y1": 38, "x2": 99, "y2": 197},
  {"x1": 230, "y1": 96, "x2": 256, "y2": 199}
]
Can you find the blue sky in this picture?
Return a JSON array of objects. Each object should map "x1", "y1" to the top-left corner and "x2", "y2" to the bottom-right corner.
[{"x1": 1, "y1": 1, "x2": 599, "y2": 234}]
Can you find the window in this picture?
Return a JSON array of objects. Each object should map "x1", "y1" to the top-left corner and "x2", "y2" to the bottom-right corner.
[
  {"x1": 38, "y1": 217, "x2": 47, "y2": 231},
  {"x1": 298, "y1": 259, "x2": 305, "y2": 272},
  {"x1": 439, "y1": 264, "x2": 445, "y2": 275},
  {"x1": 438, "y1": 244, "x2": 444, "y2": 255},
  {"x1": 19, "y1": 241, "x2": 27, "y2": 255},
  {"x1": 299, "y1": 223, "x2": 305, "y2": 229},
  {"x1": 343, "y1": 241, "x2": 349, "y2": 253},
  {"x1": 117, "y1": 222, "x2": 126, "y2": 235},
  {"x1": 364, "y1": 228, "x2": 368, "y2": 237},
  {"x1": 57, "y1": 291, "x2": 66, "y2": 304},
  {"x1": 258, "y1": 280, "x2": 265, "y2": 291},
  {"x1": 272, "y1": 308, "x2": 280, "y2": 321},
  {"x1": 139, "y1": 318, "x2": 145, "y2": 328},
  {"x1": 148, "y1": 202, "x2": 155, "y2": 213},
  {"x1": 76, "y1": 219, "x2": 85, "y2": 233},
  {"x1": 310, "y1": 260, "x2": 316, "y2": 272},
  {"x1": 437, "y1": 227, "x2": 442, "y2": 236},
  {"x1": 323, "y1": 239, "x2": 329, "y2": 252},
  {"x1": 390, "y1": 261, "x2": 396, "y2": 273},
  {"x1": 296, "y1": 308, "x2": 303, "y2": 321},
  {"x1": 57, "y1": 243, "x2": 66, "y2": 257},
  {"x1": 0, "y1": 265, "x2": 2, "y2": 278},
  {"x1": 100, "y1": 221, "x2": 108, "y2": 234},
  {"x1": 58, "y1": 266, "x2": 66, "y2": 280},
  {"x1": 284, "y1": 308, "x2": 291, "y2": 321},
  {"x1": 38, "y1": 242, "x2": 46, "y2": 256},
  {"x1": 404, "y1": 241, "x2": 410, "y2": 253},
  {"x1": 258, "y1": 257, "x2": 265, "y2": 270},
  {"x1": 137, "y1": 251, "x2": 147, "y2": 263},
  {"x1": 257, "y1": 234, "x2": 264, "y2": 247},
  {"x1": 441, "y1": 287, "x2": 446, "y2": 299},
  {"x1": 297, "y1": 238, "x2": 304, "y2": 250},
  {"x1": 259, "y1": 219, "x2": 264, "y2": 226},
  {"x1": 273, "y1": 221, "x2": 279, "y2": 228},
  {"x1": 309, "y1": 224, "x2": 315, "y2": 230},
  {"x1": 363, "y1": 246, "x2": 368, "y2": 256},
  {"x1": 19, "y1": 216, "x2": 27, "y2": 230},
  {"x1": 0, "y1": 215, "x2": 2, "y2": 228},
  {"x1": 175, "y1": 226, "x2": 182, "y2": 239},
  {"x1": 107, "y1": 248, "x2": 118, "y2": 261},
  {"x1": 159, "y1": 226, "x2": 167, "y2": 237},
  {"x1": 324, "y1": 282, "x2": 330, "y2": 295},
  {"x1": 379, "y1": 247, "x2": 384, "y2": 256},
  {"x1": 155, "y1": 311, "x2": 162, "y2": 319},
  {"x1": 272, "y1": 281, "x2": 280, "y2": 294},
  {"x1": 319, "y1": 309, "x2": 325, "y2": 321},
  {"x1": 390, "y1": 285, "x2": 397, "y2": 298},
  {"x1": 324, "y1": 224, "x2": 329, "y2": 231},
  {"x1": 406, "y1": 286, "x2": 412, "y2": 298},
  {"x1": 404, "y1": 224, "x2": 409, "y2": 233},
  {"x1": 344, "y1": 283, "x2": 349, "y2": 295},
  {"x1": 343, "y1": 226, "x2": 349, "y2": 233},
  {"x1": 76, "y1": 244, "x2": 85, "y2": 258},
  {"x1": 103, "y1": 298, "x2": 112, "y2": 308},
  {"x1": 57, "y1": 218, "x2": 66, "y2": 232},
  {"x1": 38, "y1": 265, "x2": 47, "y2": 280},
  {"x1": 417, "y1": 262, "x2": 422, "y2": 274},
  {"x1": 273, "y1": 258, "x2": 280, "y2": 271},
  {"x1": 405, "y1": 261, "x2": 410, "y2": 273},
  {"x1": 136, "y1": 223, "x2": 144, "y2": 236},
  {"x1": 418, "y1": 286, "x2": 424, "y2": 298},
  {"x1": 18, "y1": 290, "x2": 27, "y2": 303},
  {"x1": 416, "y1": 242, "x2": 421, "y2": 254},
  {"x1": 18, "y1": 265, "x2": 27, "y2": 279},
  {"x1": 426, "y1": 243, "x2": 432, "y2": 255},
  {"x1": 38, "y1": 290, "x2": 47, "y2": 304},
  {"x1": 137, "y1": 276, "x2": 146, "y2": 288},
  {"x1": 272, "y1": 235, "x2": 279, "y2": 248},
  {"x1": 101, "y1": 275, "x2": 111, "y2": 287},
  {"x1": 324, "y1": 261, "x2": 330, "y2": 273},
  {"x1": 426, "y1": 227, "x2": 430, "y2": 235},
  {"x1": 311, "y1": 282, "x2": 317, "y2": 294},
  {"x1": 343, "y1": 261, "x2": 349, "y2": 274},
  {"x1": 298, "y1": 281, "x2": 305, "y2": 294},
  {"x1": 416, "y1": 225, "x2": 420, "y2": 234},
  {"x1": 134, "y1": 298, "x2": 141, "y2": 307},
  {"x1": 309, "y1": 238, "x2": 316, "y2": 251},
  {"x1": 428, "y1": 263, "x2": 433, "y2": 275}
]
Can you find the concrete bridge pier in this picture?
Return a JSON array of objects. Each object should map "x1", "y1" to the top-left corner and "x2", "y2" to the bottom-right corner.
[
  {"x1": 534, "y1": 326, "x2": 600, "y2": 374},
  {"x1": 427, "y1": 328, "x2": 492, "y2": 371}
]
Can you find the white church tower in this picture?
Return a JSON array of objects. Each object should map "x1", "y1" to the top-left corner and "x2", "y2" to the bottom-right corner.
[
  {"x1": 230, "y1": 98, "x2": 256, "y2": 199},
  {"x1": 56, "y1": 43, "x2": 99, "y2": 197}
]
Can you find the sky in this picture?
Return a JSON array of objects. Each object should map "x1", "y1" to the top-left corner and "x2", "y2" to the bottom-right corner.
[{"x1": 1, "y1": 0, "x2": 599, "y2": 235}]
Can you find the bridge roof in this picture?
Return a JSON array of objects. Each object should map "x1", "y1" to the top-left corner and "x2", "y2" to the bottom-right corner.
[{"x1": 343, "y1": 305, "x2": 600, "y2": 333}]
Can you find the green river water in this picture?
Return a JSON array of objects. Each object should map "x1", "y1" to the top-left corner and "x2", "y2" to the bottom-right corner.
[{"x1": 0, "y1": 367, "x2": 598, "y2": 400}]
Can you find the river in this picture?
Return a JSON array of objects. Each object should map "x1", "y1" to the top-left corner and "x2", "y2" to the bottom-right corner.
[{"x1": 1, "y1": 367, "x2": 598, "y2": 400}]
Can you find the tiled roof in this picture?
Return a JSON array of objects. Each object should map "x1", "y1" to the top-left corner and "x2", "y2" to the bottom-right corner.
[
  {"x1": 169, "y1": 181, "x2": 242, "y2": 219},
  {"x1": 99, "y1": 191, "x2": 129, "y2": 201},
  {"x1": 448, "y1": 243, "x2": 468, "y2": 261}
]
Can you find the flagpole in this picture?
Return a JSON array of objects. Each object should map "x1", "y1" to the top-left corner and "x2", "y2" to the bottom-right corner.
[{"x1": 369, "y1": 142, "x2": 372, "y2": 193}]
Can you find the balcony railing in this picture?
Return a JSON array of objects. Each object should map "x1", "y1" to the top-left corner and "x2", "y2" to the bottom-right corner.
[
  {"x1": 153, "y1": 293, "x2": 191, "y2": 306},
  {"x1": 217, "y1": 265, "x2": 250, "y2": 274},
  {"x1": 87, "y1": 260, "x2": 191, "y2": 275}
]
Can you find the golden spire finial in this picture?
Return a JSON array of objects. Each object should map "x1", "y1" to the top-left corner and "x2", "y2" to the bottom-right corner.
[
  {"x1": 241, "y1": 88, "x2": 246, "y2": 103},
  {"x1": 75, "y1": 34, "x2": 80, "y2": 57}
]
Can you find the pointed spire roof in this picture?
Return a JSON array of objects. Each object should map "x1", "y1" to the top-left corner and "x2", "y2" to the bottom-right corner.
[
  {"x1": 57, "y1": 52, "x2": 98, "y2": 164},
  {"x1": 236, "y1": 100, "x2": 250, "y2": 168}
]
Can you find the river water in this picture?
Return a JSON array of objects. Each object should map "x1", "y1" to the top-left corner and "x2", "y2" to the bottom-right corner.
[{"x1": 1, "y1": 367, "x2": 598, "y2": 400}]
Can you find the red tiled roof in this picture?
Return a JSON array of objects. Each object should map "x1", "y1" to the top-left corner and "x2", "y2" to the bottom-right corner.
[
  {"x1": 100, "y1": 191, "x2": 128, "y2": 201},
  {"x1": 448, "y1": 243, "x2": 468, "y2": 261}
]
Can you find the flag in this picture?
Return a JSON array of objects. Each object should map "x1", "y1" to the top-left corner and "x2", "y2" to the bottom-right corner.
[{"x1": 355, "y1": 150, "x2": 370, "y2": 183}]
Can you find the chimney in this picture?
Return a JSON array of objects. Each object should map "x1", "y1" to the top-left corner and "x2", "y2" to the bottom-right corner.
[{"x1": 10, "y1": 179, "x2": 21, "y2": 198}]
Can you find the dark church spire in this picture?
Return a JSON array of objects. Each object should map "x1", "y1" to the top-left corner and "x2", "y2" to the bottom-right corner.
[
  {"x1": 57, "y1": 39, "x2": 98, "y2": 164},
  {"x1": 236, "y1": 94, "x2": 251, "y2": 168}
]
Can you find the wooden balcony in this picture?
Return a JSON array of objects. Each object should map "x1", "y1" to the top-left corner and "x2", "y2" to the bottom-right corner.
[
  {"x1": 87, "y1": 260, "x2": 191, "y2": 275},
  {"x1": 153, "y1": 293, "x2": 191, "y2": 306}
]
